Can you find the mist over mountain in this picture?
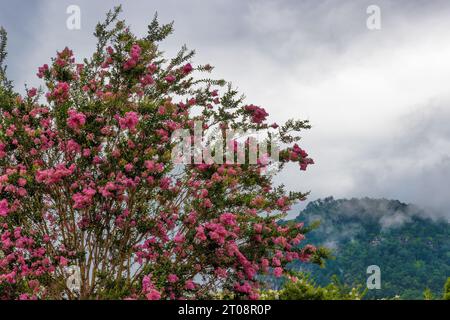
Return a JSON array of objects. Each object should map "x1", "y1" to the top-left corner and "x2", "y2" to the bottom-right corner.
[{"x1": 292, "y1": 197, "x2": 450, "y2": 299}]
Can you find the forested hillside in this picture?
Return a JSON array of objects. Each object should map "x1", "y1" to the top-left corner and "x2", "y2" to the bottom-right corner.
[{"x1": 292, "y1": 197, "x2": 450, "y2": 299}]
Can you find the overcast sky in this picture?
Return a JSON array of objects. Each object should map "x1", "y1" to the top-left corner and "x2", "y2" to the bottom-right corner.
[{"x1": 1, "y1": 0, "x2": 450, "y2": 219}]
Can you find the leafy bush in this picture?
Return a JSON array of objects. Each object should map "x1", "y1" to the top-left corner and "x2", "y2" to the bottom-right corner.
[
  {"x1": 444, "y1": 278, "x2": 450, "y2": 300},
  {"x1": 260, "y1": 273, "x2": 365, "y2": 300}
]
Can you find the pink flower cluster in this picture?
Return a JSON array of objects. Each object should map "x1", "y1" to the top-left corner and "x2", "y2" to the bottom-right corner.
[
  {"x1": 67, "y1": 109, "x2": 86, "y2": 131},
  {"x1": 165, "y1": 74, "x2": 176, "y2": 83},
  {"x1": 36, "y1": 64, "x2": 49, "y2": 78},
  {"x1": 35, "y1": 163, "x2": 76, "y2": 185},
  {"x1": 142, "y1": 275, "x2": 161, "y2": 300},
  {"x1": 182, "y1": 63, "x2": 193, "y2": 74},
  {"x1": 244, "y1": 105, "x2": 269, "y2": 124},
  {"x1": 0, "y1": 142, "x2": 5, "y2": 159},
  {"x1": 0, "y1": 199, "x2": 9, "y2": 217},
  {"x1": 47, "y1": 82, "x2": 70, "y2": 103},
  {"x1": 72, "y1": 188, "x2": 96, "y2": 209},
  {"x1": 28, "y1": 88, "x2": 37, "y2": 98},
  {"x1": 117, "y1": 111, "x2": 139, "y2": 131},
  {"x1": 140, "y1": 74, "x2": 154, "y2": 87},
  {"x1": 0, "y1": 223, "x2": 55, "y2": 293},
  {"x1": 290, "y1": 144, "x2": 315, "y2": 171},
  {"x1": 123, "y1": 44, "x2": 141, "y2": 70}
]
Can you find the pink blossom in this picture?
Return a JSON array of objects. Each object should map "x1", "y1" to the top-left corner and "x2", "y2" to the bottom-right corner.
[
  {"x1": 195, "y1": 226, "x2": 207, "y2": 241},
  {"x1": 130, "y1": 44, "x2": 141, "y2": 59},
  {"x1": 50, "y1": 82, "x2": 70, "y2": 102},
  {"x1": 18, "y1": 178, "x2": 27, "y2": 187},
  {"x1": 118, "y1": 112, "x2": 139, "y2": 131},
  {"x1": 244, "y1": 105, "x2": 269, "y2": 124},
  {"x1": 182, "y1": 63, "x2": 193, "y2": 74},
  {"x1": 0, "y1": 199, "x2": 10, "y2": 217},
  {"x1": 19, "y1": 294, "x2": 30, "y2": 300},
  {"x1": 140, "y1": 74, "x2": 154, "y2": 86},
  {"x1": 219, "y1": 213, "x2": 237, "y2": 226},
  {"x1": 146, "y1": 289, "x2": 161, "y2": 300},
  {"x1": 253, "y1": 224, "x2": 263, "y2": 233},
  {"x1": 234, "y1": 281, "x2": 252, "y2": 294},
  {"x1": 165, "y1": 75, "x2": 176, "y2": 83},
  {"x1": 66, "y1": 139, "x2": 81, "y2": 154},
  {"x1": 276, "y1": 197, "x2": 287, "y2": 208},
  {"x1": 37, "y1": 64, "x2": 49, "y2": 78},
  {"x1": 123, "y1": 44, "x2": 141, "y2": 70},
  {"x1": 0, "y1": 143, "x2": 5, "y2": 158},
  {"x1": 82, "y1": 148, "x2": 91, "y2": 157},
  {"x1": 168, "y1": 274, "x2": 179, "y2": 283},
  {"x1": 28, "y1": 88, "x2": 37, "y2": 98},
  {"x1": 72, "y1": 188, "x2": 96, "y2": 209},
  {"x1": 185, "y1": 280, "x2": 195, "y2": 290},
  {"x1": 59, "y1": 256, "x2": 68, "y2": 266},
  {"x1": 147, "y1": 63, "x2": 157, "y2": 73},
  {"x1": 272, "y1": 257, "x2": 281, "y2": 267},
  {"x1": 157, "y1": 106, "x2": 166, "y2": 115},
  {"x1": 174, "y1": 233, "x2": 185, "y2": 243},
  {"x1": 273, "y1": 267, "x2": 283, "y2": 278},
  {"x1": 125, "y1": 163, "x2": 134, "y2": 172},
  {"x1": 215, "y1": 268, "x2": 228, "y2": 278}
]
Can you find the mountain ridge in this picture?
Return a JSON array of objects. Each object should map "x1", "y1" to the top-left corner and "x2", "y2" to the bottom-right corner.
[{"x1": 291, "y1": 197, "x2": 450, "y2": 299}]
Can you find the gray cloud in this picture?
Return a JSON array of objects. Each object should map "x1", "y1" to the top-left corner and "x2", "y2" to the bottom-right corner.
[
  {"x1": 350, "y1": 101, "x2": 450, "y2": 220},
  {"x1": 2, "y1": 0, "x2": 450, "y2": 218}
]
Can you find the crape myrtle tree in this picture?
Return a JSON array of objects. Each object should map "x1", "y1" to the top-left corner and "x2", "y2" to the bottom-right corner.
[{"x1": 0, "y1": 7, "x2": 321, "y2": 300}]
